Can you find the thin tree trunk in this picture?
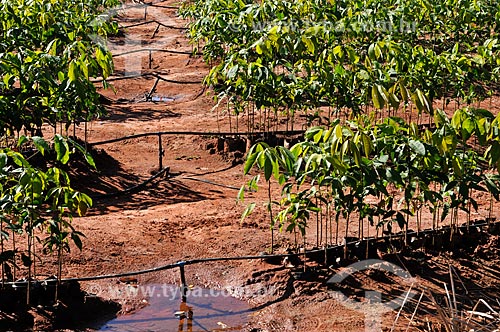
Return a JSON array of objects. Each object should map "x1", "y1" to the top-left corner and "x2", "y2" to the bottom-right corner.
[
  {"x1": 344, "y1": 214, "x2": 350, "y2": 259},
  {"x1": 268, "y1": 181, "x2": 274, "y2": 254}
]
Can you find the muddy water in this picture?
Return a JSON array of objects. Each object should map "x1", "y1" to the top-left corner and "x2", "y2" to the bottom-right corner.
[{"x1": 98, "y1": 284, "x2": 250, "y2": 332}]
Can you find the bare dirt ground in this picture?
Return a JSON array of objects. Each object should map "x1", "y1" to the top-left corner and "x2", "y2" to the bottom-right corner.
[{"x1": 26, "y1": 1, "x2": 500, "y2": 331}]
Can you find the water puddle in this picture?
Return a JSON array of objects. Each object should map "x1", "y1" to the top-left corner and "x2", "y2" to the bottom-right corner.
[{"x1": 98, "y1": 284, "x2": 250, "y2": 332}]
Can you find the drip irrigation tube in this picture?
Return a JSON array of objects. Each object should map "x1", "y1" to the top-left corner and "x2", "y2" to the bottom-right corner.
[
  {"x1": 118, "y1": 0, "x2": 179, "y2": 10},
  {"x1": 146, "y1": 0, "x2": 180, "y2": 9},
  {"x1": 63, "y1": 261, "x2": 182, "y2": 282},
  {"x1": 8, "y1": 252, "x2": 313, "y2": 285},
  {"x1": 119, "y1": 20, "x2": 186, "y2": 30},
  {"x1": 151, "y1": 73, "x2": 202, "y2": 85},
  {"x1": 89, "y1": 130, "x2": 305, "y2": 146},
  {"x1": 149, "y1": 4, "x2": 179, "y2": 9},
  {"x1": 113, "y1": 48, "x2": 201, "y2": 57},
  {"x1": 92, "y1": 73, "x2": 152, "y2": 83},
  {"x1": 91, "y1": 72, "x2": 202, "y2": 84}
]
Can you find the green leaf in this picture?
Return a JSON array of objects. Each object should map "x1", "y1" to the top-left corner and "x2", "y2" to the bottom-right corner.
[
  {"x1": 77, "y1": 199, "x2": 89, "y2": 216},
  {"x1": 54, "y1": 135, "x2": 70, "y2": 164},
  {"x1": 484, "y1": 176, "x2": 500, "y2": 200},
  {"x1": 462, "y1": 117, "x2": 475, "y2": 139},
  {"x1": 47, "y1": 39, "x2": 58, "y2": 56},
  {"x1": 254, "y1": 38, "x2": 269, "y2": 55},
  {"x1": 277, "y1": 146, "x2": 296, "y2": 173},
  {"x1": 350, "y1": 142, "x2": 361, "y2": 167},
  {"x1": 17, "y1": 136, "x2": 29, "y2": 148},
  {"x1": 415, "y1": 89, "x2": 433, "y2": 115},
  {"x1": 32, "y1": 136, "x2": 50, "y2": 156},
  {"x1": 80, "y1": 61, "x2": 89, "y2": 80},
  {"x1": 244, "y1": 148, "x2": 260, "y2": 174},
  {"x1": 226, "y1": 64, "x2": 238, "y2": 79},
  {"x1": 69, "y1": 138, "x2": 96, "y2": 168},
  {"x1": 3, "y1": 73, "x2": 13, "y2": 88},
  {"x1": 272, "y1": 155, "x2": 280, "y2": 180},
  {"x1": 241, "y1": 202, "x2": 256, "y2": 222},
  {"x1": 488, "y1": 141, "x2": 500, "y2": 165},
  {"x1": 361, "y1": 133, "x2": 372, "y2": 157},
  {"x1": 388, "y1": 90, "x2": 400, "y2": 110},
  {"x1": 395, "y1": 212, "x2": 406, "y2": 229},
  {"x1": 237, "y1": 185, "x2": 246, "y2": 203},
  {"x1": 290, "y1": 144, "x2": 303, "y2": 158},
  {"x1": 71, "y1": 233, "x2": 83, "y2": 250},
  {"x1": 372, "y1": 84, "x2": 386, "y2": 109},
  {"x1": 399, "y1": 82, "x2": 409, "y2": 102},
  {"x1": 409, "y1": 140, "x2": 425, "y2": 155},
  {"x1": 57, "y1": 71, "x2": 65, "y2": 82},
  {"x1": 368, "y1": 43, "x2": 382, "y2": 60},
  {"x1": 334, "y1": 124, "x2": 343, "y2": 140},
  {"x1": 302, "y1": 36, "x2": 315, "y2": 53},
  {"x1": 9, "y1": 152, "x2": 29, "y2": 167},
  {"x1": 84, "y1": 153, "x2": 96, "y2": 169},
  {"x1": 268, "y1": 25, "x2": 280, "y2": 42},
  {"x1": 313, "y1": 128, "x2": 323, "y2": 143},
  {"x1": 386, "y1": 168, "x2": 403, "y2": 185},
  {"x1": 68, "y1": 61, "x2": 78, "y2": 82},
  {"x1": 263, "y1": 154, "x2": 273, "y2": 181},
  {"x1": 0, "y1": 153, "x2": 7, "y2": 169},
  {"x1": 452, "y1": 156, "x2": 463, "y2": 177}
]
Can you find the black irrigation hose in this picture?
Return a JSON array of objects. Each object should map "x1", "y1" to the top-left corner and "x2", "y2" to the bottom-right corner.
[
  {"x1": 92, "y1": 75, "x2": 202, "y2": 85},
  {"x1": 5, "y1": 253, "x2": 309, "y2": 285},
  {"x1": 89, "y1": 130, "x2": 305, "y2": 146},
  {"x1": 113, "y1": 48, "x2": 201, "y2": 57},
  {"x1": 91, "y1": 167, "x2": 170, "y2": 200},
  {"x1": 92, "y1": 72, "x2": 202, "y2": 84},
  {"x1": 120, "y1": 20, "x2": 186, "y2": 30},
  {"x1": 146, "y1": 0, "x2": 180, "y2": 9},
  {"x1": 91, "y1": 74, "x2": 144, "y2": 83},
  {"x1": 63, "y1": 252, "x2": 312, "y2": 283},
  {"x1": 149, "y1": 4, "x2": 179, "y2": 9},
  {"x1": 151, "y1": 73, "x2": 202, "y2": 85},
  {"x1": 119, "y1": 1, "x2": 179, "y2": 10},
  {"x1": 64, "y1": 261, "x2": 181, "y2": 282}
]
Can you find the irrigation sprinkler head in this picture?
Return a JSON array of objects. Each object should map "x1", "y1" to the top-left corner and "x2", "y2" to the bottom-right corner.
[{"x1": 327, "y1": 259, "x2": 417, "y2": 331}]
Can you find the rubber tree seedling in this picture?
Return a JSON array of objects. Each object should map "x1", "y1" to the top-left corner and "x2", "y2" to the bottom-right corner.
[
  {"x1": 184, "y1": 0, "x2": 500, "y2": 136},
  {"x1": 240, "y1": 142, "x2": 299, "y2": 253},
  {"x1": 0, "y1": 135, "x2": 95, "y2": 303},
  {"x1": 0, "y1": 0, "x2": 119, "y2": 143},
  {"x1": 241, "y1": 107, "x2": 500, "y2": 258}
]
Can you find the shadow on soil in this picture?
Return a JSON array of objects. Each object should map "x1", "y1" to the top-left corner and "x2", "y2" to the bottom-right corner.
[
  {"x1": 89, "y1": 176, "x2": 216, "y2": 215},
  {"x1": 101, "y1": 103, "x2": 181, "y2": 123},
  {"x1": 69, "y1": 146, "x2": 221, "y2": 215},
  {"x1": 69, "y1": 147, "x2": 141, "y2": 196}
]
